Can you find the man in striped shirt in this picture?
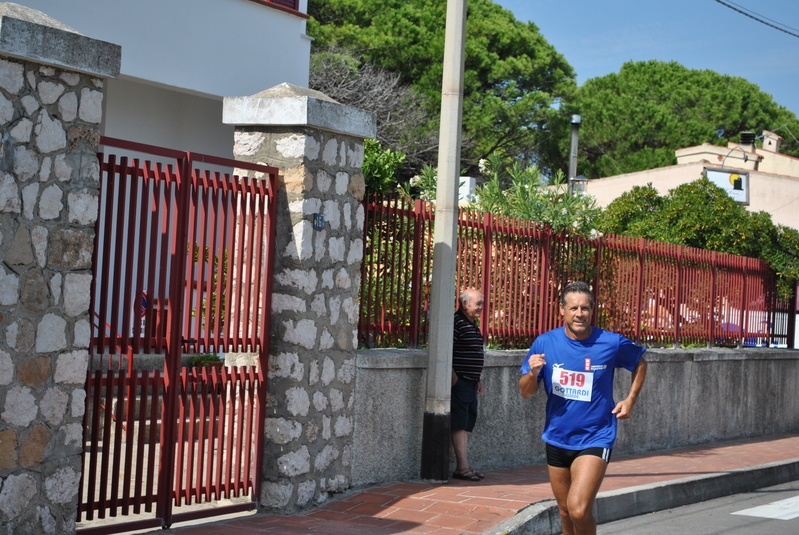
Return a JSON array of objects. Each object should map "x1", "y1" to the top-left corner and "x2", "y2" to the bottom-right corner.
[{"x1": 450, "y1": 288, "x2": 485, "y2": 481}]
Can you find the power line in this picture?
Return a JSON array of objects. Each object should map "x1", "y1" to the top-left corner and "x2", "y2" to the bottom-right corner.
[
  {"x1": 712, "y1": 0, "x2": 799, "y2": 39},
  {"x1": 724, "y1": 0, "x2": 799, "y2": 33}
]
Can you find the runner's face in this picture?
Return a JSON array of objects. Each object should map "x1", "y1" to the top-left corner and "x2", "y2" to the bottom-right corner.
[{"x1": 560, "y1": 292, "x2": 593, "y2": 340}]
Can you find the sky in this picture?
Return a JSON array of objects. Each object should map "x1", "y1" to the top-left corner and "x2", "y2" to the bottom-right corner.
[{"x1": 495, "y1": 0, "x2": 799, "y2": 123}]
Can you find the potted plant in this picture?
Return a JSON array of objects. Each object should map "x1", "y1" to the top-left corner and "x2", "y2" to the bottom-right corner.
[{"x1": 186, "y1": 353, "x2": 224, "y2": 368}]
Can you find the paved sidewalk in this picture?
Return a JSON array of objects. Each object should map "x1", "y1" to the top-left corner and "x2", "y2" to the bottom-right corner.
[{"x1": 161, "y1": 433, "x2": 799, "y2": 535}]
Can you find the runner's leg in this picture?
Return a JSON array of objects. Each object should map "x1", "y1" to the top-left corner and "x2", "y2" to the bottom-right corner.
[
  {"x1": 547, "y1": 465, "x2": 575, "y2": 535},
  {"x1": 564, "y1": 455, "x2": 607, "y2": 535}
]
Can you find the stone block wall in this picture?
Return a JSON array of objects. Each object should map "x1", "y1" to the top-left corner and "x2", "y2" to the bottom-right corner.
[
  {"x1": 351, "y1": 347, "x2": 799, "y2": 486},
  {"x1": 0, "y1": 56, "x2": 107, "y2": 533},
  {"x1": 228, "y1": 107, "x2": 371, "y2": 511},
  {"x1": 0, "y1": 6, "x2": 120, "y2": 533}
]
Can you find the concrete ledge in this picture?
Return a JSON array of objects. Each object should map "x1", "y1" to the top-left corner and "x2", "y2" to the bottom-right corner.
[
  {"x1": 0, "y1": 3, "x2": 120, "y2": 77},
  {"x1": 483, "y1": 500, "x2": 560, "y2": 535},
  {"x1": 594, "y1": 457, "x2": 799, "y2": 523},
  {"x1": 356, "y1": 348, "x2": 427, "y2": 369},
  {"x1": 223, "y1": 82, "x2": 377, "y2": 139},
  {"x1": 488, "y1": 458, "x2": 799, "y2": 535}
]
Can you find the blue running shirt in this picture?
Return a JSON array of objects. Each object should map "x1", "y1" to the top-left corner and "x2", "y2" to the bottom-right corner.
[{"x1": 520, "y1": 327, "x2": 645, "y2": 450}]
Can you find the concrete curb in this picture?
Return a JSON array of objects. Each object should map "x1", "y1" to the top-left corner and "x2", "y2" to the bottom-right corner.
[{"x1": 484, "y1": 458, "x2": 799, "y2": 535}]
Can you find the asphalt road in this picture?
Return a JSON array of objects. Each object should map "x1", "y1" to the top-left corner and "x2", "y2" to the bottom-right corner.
[{"x1": 597, "y1": 480, "x2": 799, "y2": 535}]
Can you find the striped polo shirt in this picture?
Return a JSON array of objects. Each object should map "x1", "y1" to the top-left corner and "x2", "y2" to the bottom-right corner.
[{"x1": 453, "y1": 309, "x2": 485, "y2": 381}]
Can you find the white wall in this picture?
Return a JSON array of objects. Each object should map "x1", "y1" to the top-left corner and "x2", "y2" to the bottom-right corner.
[
  {"x1": 16, "y1": 0, "x2": 311, "y2": 96},
  {"x1": 584, "y1": 162, "x2": 799, "y2": 231},
  {"x1": 17, "y1": 0, "x2": 311, "y2": 156},
  {"x1": 104, "y1": 78, "x2": 234, "y2": 156}
]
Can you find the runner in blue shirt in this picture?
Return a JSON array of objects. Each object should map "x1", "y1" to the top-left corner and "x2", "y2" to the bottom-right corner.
[{"x1": 519, "y1": 281, "x2": 647, "y2": 535}]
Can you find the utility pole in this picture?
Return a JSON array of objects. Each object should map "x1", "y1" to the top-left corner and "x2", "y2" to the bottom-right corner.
[{"x1": 420, "y1": 0, "x2": 467, "y2": 481}]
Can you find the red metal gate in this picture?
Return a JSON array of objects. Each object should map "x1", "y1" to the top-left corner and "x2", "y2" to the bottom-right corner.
[{"x1": 77, "y1": 137, "x2": 279, "y2": 533}]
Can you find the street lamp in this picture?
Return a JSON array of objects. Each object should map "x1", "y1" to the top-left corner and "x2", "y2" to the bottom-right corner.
[
  {"x1": 720, "y1": 146, "x2": 749, "y2": 169},
  {"x1": 570, "y1": 175, "x2": 588, "y2": 194}
]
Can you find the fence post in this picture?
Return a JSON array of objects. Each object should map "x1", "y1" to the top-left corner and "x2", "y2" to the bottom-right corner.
[
  {"x1": 634, "y1": 238, "x2": 645, "y2": 344},
  {"x1": 480, "y1": 211, "x2": 492, "y2": 341},
  {"x1": 737, "y1": 258, "x2": 749, "y2": 348},
  {"x1": 592, "y1": 235, "x2": 602, "y2": 324},
  {"x1": 674, "y1": 246, "x2": 683, "y2": 348},
  {"x1": 409, "y1": 198, "x2": 424, "y2": 348},
  {"x1": 789, "y1": 283, "x2": 797, "y2": 349},
  {"x1": 539, "y1": 227, "x2": 553, "y2": 333},
  {"x1": 709, "y1": 251, "x2": 718, "y2": 348}
]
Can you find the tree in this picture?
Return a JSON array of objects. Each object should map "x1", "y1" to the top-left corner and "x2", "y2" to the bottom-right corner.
[
  {"x1": 563, "y1": 60, "x2": 799, "y2": 179},
  {"x1": 594, "y1": 183, "x2": 664, "y2": 237},
  {"x1": 470, "y1": 153, "x2": 601, "y2": 236},
  {"x1": 596, "y1": 177, "x2": 799, "y2": 298},
  {"x1": 307, "y1": 0, "x2": 575, "y2": 174},
  {"x1": 309, "y1": 48, "x2": 437, "y2": 174}
]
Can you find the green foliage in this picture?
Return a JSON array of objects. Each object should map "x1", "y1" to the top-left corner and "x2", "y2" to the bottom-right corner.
[
  {"x1": 186, "y1": 353, "x2": 223, "y2": 367},
  {"x1": 362, "y1": 139, "x2": 406, "y2": 194},
  {"x1": 564, "y1": 60, "x2": 799, "y2": 178},
  {"x1": 470, "y1": 153, "x2": 602, "y2": 236},
  {"x1": 596, "y1": 177, "x2": 799, "y2": 298},
  {"x1": 595, "y1": 183, "x2": 664, "y2": 236},
  {"x1": 308, "y1": 0, "x2": 575, "y2": 172},
  {"x1": 397, "y1": 164, "x2": 438, "y2": 202},
  {"x1": 191, "y1": 245, "x2": 227, "y2": 333}
]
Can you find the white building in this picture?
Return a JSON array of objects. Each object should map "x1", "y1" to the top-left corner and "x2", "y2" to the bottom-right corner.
[
  {"x1": 584, "y1": 130, "x2": 799, "y2": 231},
  {"x1": 14, "y1": 0, "x2": 312, "y2": 155}
]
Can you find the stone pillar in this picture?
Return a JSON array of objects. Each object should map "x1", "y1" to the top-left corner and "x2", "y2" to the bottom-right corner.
[
  {"x1": 0, "y1": 5, "x2": 120, "y2": 534},
  {"x1": 224, "y1": 83, "x2": 375, "y2": 511}
]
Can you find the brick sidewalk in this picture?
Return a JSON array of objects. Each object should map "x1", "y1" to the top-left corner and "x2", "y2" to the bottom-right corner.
[{"x1": 155, "y1": 433, "x2": 799, "y2": 534}]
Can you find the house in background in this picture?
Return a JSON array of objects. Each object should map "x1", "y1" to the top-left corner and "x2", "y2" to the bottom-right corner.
[
  {"x1": 582, "y1": 130, "x2": 799, "y2": 348},
  {"x1": 15, "y1": 0, "x2": 311, "y2": 156},
  {"x1": 584, "y1": 130, "x2": 799, "y2": 231}
]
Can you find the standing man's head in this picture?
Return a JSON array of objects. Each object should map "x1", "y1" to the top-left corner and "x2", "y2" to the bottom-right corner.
[
  {"x1": 459, "y1": 289, "x2": 484, "y2": 323},
  {"x1": 559, "y1": 282, "x2": 594, "y2": 340}
]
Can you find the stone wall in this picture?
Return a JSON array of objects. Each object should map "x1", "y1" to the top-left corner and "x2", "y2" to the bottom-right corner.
[
  {"x1": 0, "y1": 6, "x2": 120, "y2": 534},
  {"x1": 351, "y1": 347, "x2": 799, "y2": 487},
  {"x1": 224, "y1": 84, "x2": 375, "y2": 512},
  {"x1": 0, "y1": 59, "x2": 103, "y2": 535}
]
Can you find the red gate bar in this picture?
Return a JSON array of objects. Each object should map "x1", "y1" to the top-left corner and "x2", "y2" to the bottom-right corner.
[
  {"x1": 80, "y1": 137, "x2": 278, "y2": 533},
  {"x1": 359, "y1": 195, "x2": 795, "y2": 349}
]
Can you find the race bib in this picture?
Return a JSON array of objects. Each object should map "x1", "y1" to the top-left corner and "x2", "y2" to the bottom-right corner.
[{"x1": 551, "y1": 365, "x2": 594, "y2": 402}]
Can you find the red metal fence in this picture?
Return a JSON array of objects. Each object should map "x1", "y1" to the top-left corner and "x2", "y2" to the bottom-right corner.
[
  {"x1": 359, "y1": 196, "x2": 795, "y2": 349},
  {"x1": 79, "y1": 138, "x2": 278, "y2": 533}
]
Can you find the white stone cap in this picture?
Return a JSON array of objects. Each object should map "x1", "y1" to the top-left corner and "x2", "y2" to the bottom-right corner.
[
  {"x1": 223, "y1": 82, "x2": 377, "y2": 140},
  {"x1": 0, "y1": 2, "x2": 120, "y2": 78}
]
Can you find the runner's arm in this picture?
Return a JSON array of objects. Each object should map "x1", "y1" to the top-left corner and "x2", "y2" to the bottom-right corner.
[
  {"x1": 519, "y1": 353, "x2": 545, "y2": 398},
  {"x1": 612, "y1": 356, "x2": 647, "y2": 419}
]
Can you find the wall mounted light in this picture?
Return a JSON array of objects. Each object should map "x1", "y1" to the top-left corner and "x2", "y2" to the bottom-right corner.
[{"x1": 720, "y1": 146, "x2": 749, "y2": 169}]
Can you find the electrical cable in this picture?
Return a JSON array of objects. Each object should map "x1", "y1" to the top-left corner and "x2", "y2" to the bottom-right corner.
[
  {"x1": 722, "y1": 0, "x2": 799, "y2": 33},
  {"x1": 712, "y1": 0, "x2": 799, "y2": 39}
]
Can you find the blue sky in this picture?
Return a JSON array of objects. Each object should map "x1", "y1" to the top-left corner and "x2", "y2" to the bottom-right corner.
[{"x1": 495, "y1": 0, "x2": 799, "y2": 123}]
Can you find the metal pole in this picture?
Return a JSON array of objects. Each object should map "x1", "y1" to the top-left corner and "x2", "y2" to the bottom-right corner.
[
  {"x1": 568, "y1": 115, "x2": 581, "y2": 193},
  {"x1": 420, "y1": 0, "x2": 467, "y2": 482}
]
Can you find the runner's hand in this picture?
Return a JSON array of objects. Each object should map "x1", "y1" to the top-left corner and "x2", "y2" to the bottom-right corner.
[
  {"x1": 526, "y1": 353, "x2": 546, "y2": 375},
  {"x1": 612, "y1": 399, "x2": 633, "y2": 419}
]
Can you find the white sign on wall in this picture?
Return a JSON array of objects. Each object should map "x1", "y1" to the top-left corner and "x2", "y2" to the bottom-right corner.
[{"x1": 705, "y1": 167, "x2": 749, "y2": 204}]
